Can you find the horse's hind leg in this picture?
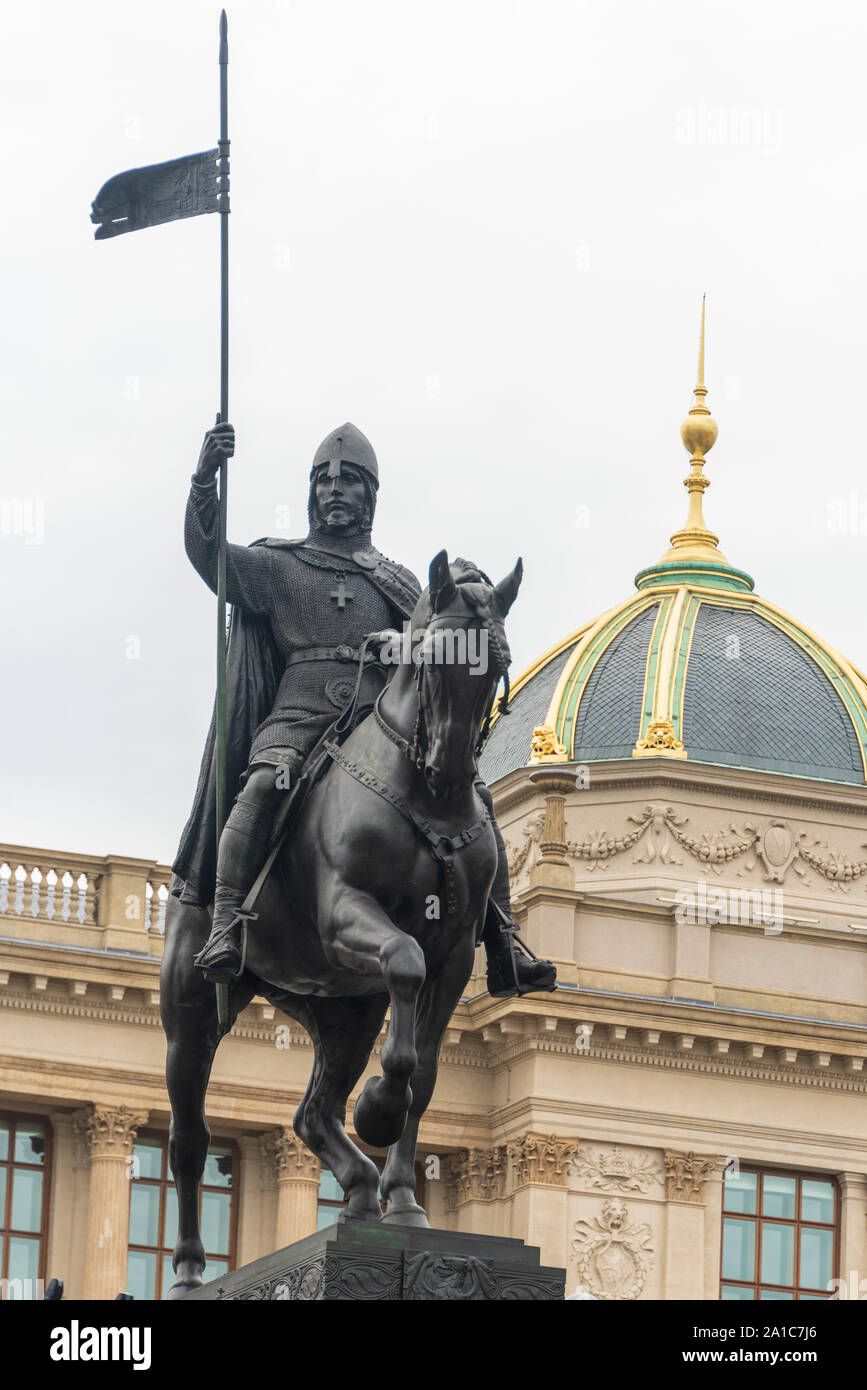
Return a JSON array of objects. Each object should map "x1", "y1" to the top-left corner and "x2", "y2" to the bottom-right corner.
[
  {"x1": 160, "y1": 894, "x2": 255, "y2": 1297},
  {"x1": 292, "y1": 994, "x2": 386, "y2": 1223}
]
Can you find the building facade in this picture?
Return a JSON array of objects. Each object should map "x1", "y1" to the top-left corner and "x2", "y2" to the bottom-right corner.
[{"x1": 2, "y1": 325, "x2": 867, "y2": 1300}]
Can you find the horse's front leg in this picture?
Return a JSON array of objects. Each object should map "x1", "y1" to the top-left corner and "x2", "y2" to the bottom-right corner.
[
  {"x1": 327, "y1": 892, "x2": 426, "y2": 1150},
  {"x1": 380, "y1": 932, "x2": 476, "y2": 1226}
]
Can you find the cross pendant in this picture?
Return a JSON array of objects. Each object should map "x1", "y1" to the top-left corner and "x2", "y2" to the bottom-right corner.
[{"x1": 330, "y1": 576, "x2": 354, "y2": 611}]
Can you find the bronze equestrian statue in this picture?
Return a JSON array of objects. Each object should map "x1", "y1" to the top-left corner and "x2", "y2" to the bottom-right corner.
[{"x1": 161, "y1": 421, "x2": 555, "y2": 1295}]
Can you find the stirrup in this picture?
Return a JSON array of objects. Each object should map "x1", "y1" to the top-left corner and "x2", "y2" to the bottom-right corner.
[
  {"x1": 501, "y1": 926, "x2": 558, "y2": 998},
  {"x1": 194, "y1": 909, "x2": 257, "y2": 983}
]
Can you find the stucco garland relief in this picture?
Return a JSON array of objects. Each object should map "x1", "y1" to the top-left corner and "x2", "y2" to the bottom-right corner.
[
  {"x1": 570, "y1": 1143, "x2": 664, "y2": 1195},
  {"x1": 506, "y1": 805, "x2": 867, "y2": 891},
  {"x1": 572, "y1": 1198, "x2": 654, "y2": 1300}
]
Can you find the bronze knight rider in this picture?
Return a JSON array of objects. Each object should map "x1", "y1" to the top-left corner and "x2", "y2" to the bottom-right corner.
[{"x1": 172, "y1": 420, "x2": 556, "y2": 1000}]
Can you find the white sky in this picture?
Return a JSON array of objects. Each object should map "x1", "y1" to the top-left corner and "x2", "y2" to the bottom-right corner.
[{"x1": 3, "y1": 0, "x2": 867, "y2": 863}]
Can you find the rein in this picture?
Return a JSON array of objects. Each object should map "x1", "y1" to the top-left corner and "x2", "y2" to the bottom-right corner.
[{"x1": 324, "y1": 599, "x2": 511, "y2": 916}]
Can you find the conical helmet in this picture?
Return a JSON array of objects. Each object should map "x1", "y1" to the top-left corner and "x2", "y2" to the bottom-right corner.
[{"x1": 310, "y1": 422, "x2": 379, "y2": 488}]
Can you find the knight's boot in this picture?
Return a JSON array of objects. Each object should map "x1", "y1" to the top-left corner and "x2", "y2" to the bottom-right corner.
[
  {"x1": 483, "y1": 899, "x2": 557, "y2": 999},
  {"x1": 193, "y1": 882, "x2": 250, "y2": 984},
  {"x1": 193, "y1": 768, "x2": 282, "y2": 983}
]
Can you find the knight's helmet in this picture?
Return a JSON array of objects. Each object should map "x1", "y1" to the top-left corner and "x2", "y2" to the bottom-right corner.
[{"x1": 308, "y1": 422, "x2": 379, "y2": 531}]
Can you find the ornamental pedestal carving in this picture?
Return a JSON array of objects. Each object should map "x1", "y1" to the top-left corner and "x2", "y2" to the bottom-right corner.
[
  {"x1": 182, "y1": 1220, "x2": 565, "y2": 1301},
  {"x1": 260, "y1": 1129, "x2": 320, "y2": 1248},
  {"x1": 79, "y1": 1104, "x2": 148, "y2": 1301}
]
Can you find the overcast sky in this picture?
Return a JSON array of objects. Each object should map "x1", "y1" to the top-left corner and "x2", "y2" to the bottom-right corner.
[{"x1": 3, "y1": 0, "x2": 867, "y2": 864}]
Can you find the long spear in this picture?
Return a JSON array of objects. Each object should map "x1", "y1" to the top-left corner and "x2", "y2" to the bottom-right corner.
[
  {"x1": 90, "y1": 10, "x2": 233, "y2": 927},
  {"x1": 215, "y1": 10, "x2": 230, "y2": 845}
]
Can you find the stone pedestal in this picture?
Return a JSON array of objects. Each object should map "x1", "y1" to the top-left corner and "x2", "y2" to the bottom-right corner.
[{"x1": 182, "y1": 1221, "x2": 565, "y2": 1301}]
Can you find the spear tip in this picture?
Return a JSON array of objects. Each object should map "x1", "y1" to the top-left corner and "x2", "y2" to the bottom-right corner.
[{"x1": 219, "y1": 9, "x2": 228, "y2": 62}]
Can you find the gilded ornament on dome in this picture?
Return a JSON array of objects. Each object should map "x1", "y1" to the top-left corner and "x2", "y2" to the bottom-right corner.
[
  {"x1": 529, "y1": 724, "x2": 568, "y2": 764},
  {"x1": 632, "y1": 716, "x2": 686, "y2": 758}
]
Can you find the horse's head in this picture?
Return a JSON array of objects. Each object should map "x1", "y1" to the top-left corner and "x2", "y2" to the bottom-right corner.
[{"x1": 409, "y1": 549, "x2": 522, "y2": 798}]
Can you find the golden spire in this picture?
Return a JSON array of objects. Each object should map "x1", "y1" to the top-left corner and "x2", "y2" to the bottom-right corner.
[{"x1": 659, "y1": 294, "x2": 729, "y2": 565}]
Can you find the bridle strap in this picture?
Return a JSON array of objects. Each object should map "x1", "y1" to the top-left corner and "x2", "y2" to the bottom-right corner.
[{"x1": 324, "y1": 740, "x2": 490, "y2": 915}]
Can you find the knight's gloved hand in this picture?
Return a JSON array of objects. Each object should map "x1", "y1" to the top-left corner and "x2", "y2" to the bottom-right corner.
[
  {"x1": 195, "y1": 419, "x2": 235, "y2": 483},
  {"x1": 370, "y1": 629, "x2": 401, "y2": 662}
]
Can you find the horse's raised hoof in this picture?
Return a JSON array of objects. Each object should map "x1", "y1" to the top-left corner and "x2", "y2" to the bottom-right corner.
[{"x1": 353, "y1": 1076, "x2": 411, "y2": 1149}]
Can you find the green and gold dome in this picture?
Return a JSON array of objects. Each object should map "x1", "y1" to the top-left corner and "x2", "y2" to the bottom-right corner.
[{"x1": 479, "y1": 300, "x2": 867, "y2": 787}]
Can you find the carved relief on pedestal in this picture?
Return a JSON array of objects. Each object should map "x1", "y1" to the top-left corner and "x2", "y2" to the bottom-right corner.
[
  {"x1": 447, "y1": 1147, "x2": 507, "y2": 1207},
  {"x1": 570, "y1": 1143, "x2": 664, "y2": 1195},
  {"x1": 664, "y1": 1150, "x2": 716, "y2": 1204},
  {"x1": 507, "y1": 1132, "x2": 579, "y2": 1189},
  {"x1": 78, "y1": 1104, "x2": 148, "y2": 1160},
  {"x1": 259, "y1": 1129, "x2": 320, "y2": 1187},
  {"x1": 572, "y1": 1198, "x2": 654, "y2": 1300}
]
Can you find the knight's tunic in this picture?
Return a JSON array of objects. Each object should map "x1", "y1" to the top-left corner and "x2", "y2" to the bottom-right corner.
[{"x1": 185, "y1": 477, "x2": 417, "y2": 764}]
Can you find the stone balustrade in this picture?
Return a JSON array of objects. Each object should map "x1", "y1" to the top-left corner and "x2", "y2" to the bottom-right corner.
[{"x1": 0, "y1": 842, "x2": 172, "y2": 953}]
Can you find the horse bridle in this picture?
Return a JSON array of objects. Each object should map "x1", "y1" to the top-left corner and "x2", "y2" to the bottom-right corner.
[{"x1": 372, "y1": 608, "x2": 512, "y2": 787}]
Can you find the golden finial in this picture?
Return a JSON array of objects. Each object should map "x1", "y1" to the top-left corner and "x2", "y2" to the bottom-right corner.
[{"x1": 659, "y1": 294, "x2": 729, "y2": 565}]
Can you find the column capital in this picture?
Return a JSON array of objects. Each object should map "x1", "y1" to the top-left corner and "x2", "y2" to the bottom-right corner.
[
  {"x1": 506, "y1": 1132, "x2": 579, "y2": 1190},
  {"x1": 447, "y1": 1147, "x2": 507, "y2": 1207},
  {"x1": 78, "y1": 1104, "x2": 148, "y2": 1160},
  {"x1": 260, "y1": 1128, "x2": 319, "y2": 1185},
  {"x1": 838, "y1": 1172, "x2": 867, "y2": 1200},
  {"x1": 664, "y1": 1149, "x2": 716, "y2": 1205}
]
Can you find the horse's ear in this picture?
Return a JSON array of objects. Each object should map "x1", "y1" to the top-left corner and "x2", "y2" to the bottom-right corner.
[
  {"x1": 494, "y1": 557, "x2": 523, "y2": 615},
  {"x1": 429, "y1": 549, "x2": 456, "y2": 612}
]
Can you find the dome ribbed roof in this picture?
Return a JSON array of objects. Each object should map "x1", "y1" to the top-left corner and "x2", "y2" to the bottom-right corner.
[
  {"x1": 479, "y1": 304, "x2": 867, "y2": 790},
  {"x1": 478, "y1": 571, "x2": 867, "y2": 786}
]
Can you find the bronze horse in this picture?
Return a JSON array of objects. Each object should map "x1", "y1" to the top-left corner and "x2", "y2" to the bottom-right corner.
[{"x1": 160, "y1": 551, "x2": 521, "y2": 1296}]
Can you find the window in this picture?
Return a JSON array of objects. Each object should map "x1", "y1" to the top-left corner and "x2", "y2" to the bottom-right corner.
[
  {"x1": 316, "y1": 1163, "x2": 426, "y2": 1230},
  {"x1": 0, "y1": 1114, "x2": 50, "y2": 1299},
  {"x1": 127, "y1": 1133, "x2": 236, "y2": 1300},
  {"x1": 720, "y1": 1167, "x2": 837, "y2": 1300}
]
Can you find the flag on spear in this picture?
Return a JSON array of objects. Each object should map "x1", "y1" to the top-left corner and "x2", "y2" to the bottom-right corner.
[
  {"x1": 90, "y1": 148, "x2": 222, "y2": 239},
  {"x1": 90, "y1": 13, "x2": 233, "y2": 1010}
]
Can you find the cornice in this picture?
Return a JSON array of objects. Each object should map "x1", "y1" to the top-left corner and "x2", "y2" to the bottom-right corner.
[
  {"x1": 491, "y1": 759, "x2": 867, "y2": 820},
  {"x1": 490, "y1": 1096, "x2": 867, "y2": 1162}
]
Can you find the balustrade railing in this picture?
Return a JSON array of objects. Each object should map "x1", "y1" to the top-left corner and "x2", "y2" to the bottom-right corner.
[{"x1": 0, "y1": 844, "x2": 173, "y2": 937}]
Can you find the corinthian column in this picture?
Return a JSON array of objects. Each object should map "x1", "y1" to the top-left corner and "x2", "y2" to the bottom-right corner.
[
  {"x1": 261, "y1": 1129, "x2": 320, "y2": 1249},
  {"x1": 80, "y1": 1104, "x2": 148, "y2": 1300}
]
